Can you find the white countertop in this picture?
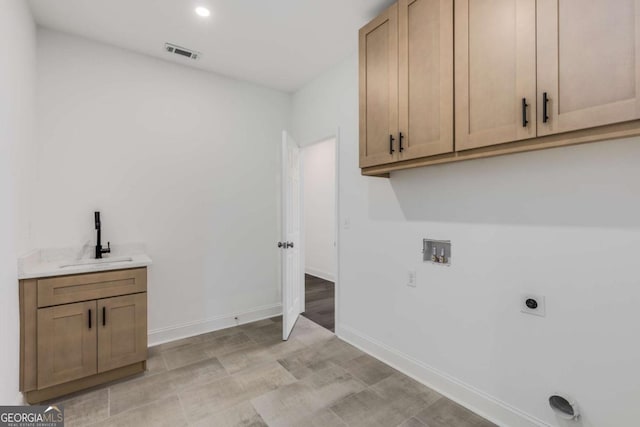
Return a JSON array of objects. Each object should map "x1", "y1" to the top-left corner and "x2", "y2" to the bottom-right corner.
[{"x1": 18, "y1": 243, "x2": 152, "y2": 280}]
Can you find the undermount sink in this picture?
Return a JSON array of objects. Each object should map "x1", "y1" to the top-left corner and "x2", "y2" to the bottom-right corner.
[{"x1": 58, "y1": 256, "x2": 134, "y2": 269}]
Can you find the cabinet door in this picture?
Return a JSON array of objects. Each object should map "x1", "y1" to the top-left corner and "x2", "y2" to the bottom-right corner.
[
  {"x1": 98, "y1": 293, "x2": 147, "y2": 373},
  {"x1": 398, "y1": 0, "x2": 453, "y2": 160},
  {"x1": 359, "y1": 3, "x2": 399, "y2": 167},
  {"x1": 455, "y1": 0, "x2": 537, "y2": 150},
  {"x1": 37, "y1": 301, "x2": 97, "y2": 389},
  {"x1": 537, "y1": 0, "x2": 640, "y2": 136}
]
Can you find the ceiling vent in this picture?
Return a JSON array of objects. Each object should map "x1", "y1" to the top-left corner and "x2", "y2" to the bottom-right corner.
[{"x1": 164, "y1": 43, "x2": 201, "y2": 60}]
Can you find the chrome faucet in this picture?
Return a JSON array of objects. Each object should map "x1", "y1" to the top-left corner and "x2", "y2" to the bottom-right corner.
[{"x1": 94, "y1": 211, "x2": 111, "y2": 259}]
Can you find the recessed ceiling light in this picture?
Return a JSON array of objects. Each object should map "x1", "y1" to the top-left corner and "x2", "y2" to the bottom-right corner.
[{"x1": 195, "y1": 6, "x2": 210, "y2": 17}]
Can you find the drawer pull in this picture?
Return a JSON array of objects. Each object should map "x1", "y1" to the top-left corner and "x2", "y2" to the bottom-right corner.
[
  {"x1": 522, "y1": 98, "x2": 529, "y2": 127},
  {"x1": 389, "y1": 134, "x2": 395, "y2": 154}
]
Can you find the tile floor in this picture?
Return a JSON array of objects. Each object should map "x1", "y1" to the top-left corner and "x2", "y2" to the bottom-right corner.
[{"x1": 48, "y1": 316, "x2": 496, "y2": 427}]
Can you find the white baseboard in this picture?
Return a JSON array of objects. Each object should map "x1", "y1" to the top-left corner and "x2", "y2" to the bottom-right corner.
[
  {"x1": 305, "y1": 267, "x2": 335, "y2": 282},
  {"x1": 148, "y1": 303, "x2": 282, "y2": 347},
  {"x1": 337, "y1": 325, "x2": 550, "y2": 427},
  {"x1": 13, "y1": 391, "x2": 25, "y2": 406}
]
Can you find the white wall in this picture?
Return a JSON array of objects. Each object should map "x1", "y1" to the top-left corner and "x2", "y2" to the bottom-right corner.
[
  {"x1": 291, "y1": 52, "x2": 640, "y2": 427},
  {"x1": 303, "y1": 138, "x2": 336, "y2": 281},
  {"x1": 0, "y1": 0, "x2": 37, "y2": 405},
  {"x1": 35, "y1": 29, "x2": 290, "y2": 344}
]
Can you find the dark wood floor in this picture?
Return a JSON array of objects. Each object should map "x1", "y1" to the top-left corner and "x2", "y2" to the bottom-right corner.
[{"x1": 301, "y1": 274, "x2": 335, "y2": 332}]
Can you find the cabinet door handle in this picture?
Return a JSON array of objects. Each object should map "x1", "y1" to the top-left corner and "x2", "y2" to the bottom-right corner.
[
  {"x1": 399, "y1": 132, "x2": 404, "y2": 152},
  {"x1": 522, "y1": 98, "x2": 529, "y2": 127},
  {"x1": 543, "y1": 92, "x2": 550, "y2": 123},
  {"x1": 103, "y1": 306, "x2": 106, "y2": 326},
  {"x1": 88, "y1": 309, "x2": 92, "y2": 329},
  {"x1": 389, "y1": 134, "x2": 395, "y2": 154}
]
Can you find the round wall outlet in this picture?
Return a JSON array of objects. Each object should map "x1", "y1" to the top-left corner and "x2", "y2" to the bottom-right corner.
[{"x1": 521, "y1": 294, "x2": 545, "y2": 317}]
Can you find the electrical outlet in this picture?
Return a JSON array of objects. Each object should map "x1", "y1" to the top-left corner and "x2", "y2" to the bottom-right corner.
[
  {"x1": 407, "y1": 270, "x2": 417, "y2": 288},
  {"x1": 521, "y1": 293, "x2": 545, "y2": 317},
  {"x1": 343, "y1": 217, "x2": 351, "y2": 230}
]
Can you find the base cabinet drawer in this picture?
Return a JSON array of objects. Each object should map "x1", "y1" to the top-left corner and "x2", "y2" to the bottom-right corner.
[{"x1": 37, "y1": 268, "x2": 147, "y2": 308}]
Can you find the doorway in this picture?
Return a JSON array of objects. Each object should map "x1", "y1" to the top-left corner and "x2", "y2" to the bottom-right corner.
[{"x1": 300, "y1": 137, "x2": 336, "y2": 332}]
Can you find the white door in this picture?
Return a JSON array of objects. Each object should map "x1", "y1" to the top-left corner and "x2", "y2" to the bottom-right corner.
[{"x1": 280, "y1": 131, "x2": 303, "y2": 340}]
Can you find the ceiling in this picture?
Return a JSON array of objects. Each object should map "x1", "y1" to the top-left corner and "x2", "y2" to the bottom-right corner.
[{"x1": 28, "y1": 0, "x2": 394, "y2": 92}]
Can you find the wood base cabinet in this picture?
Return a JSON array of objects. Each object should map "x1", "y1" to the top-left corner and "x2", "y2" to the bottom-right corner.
[{"x1": 20, "y1": 268, "x2": 148, "y2": 403}]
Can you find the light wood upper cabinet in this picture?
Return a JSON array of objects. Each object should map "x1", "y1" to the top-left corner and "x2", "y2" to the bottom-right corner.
[
  {"x1": 360, "y1": 0, "x2": 640, "y2": 175},
  {"x1": 359, "y1": 3, "x2": 399, "y2": 167},
  {"x1": 398, "y1": 0, "x2": 453, "y2": 160},
  {"x1": 537, "y1": 0, "x2": 640, "y2": 136},
  {"x1": 37, "y1": 301, "x2": 97, "y2": 389},
  {"x1": 455, "y1": 0, "x2": 537, "y2": 151},
  {"x1": 360, "y1": 0, "x2": 453, "y2": 167},
  {"x1": 98, "y1": 293, "x2": 148, "y2": 373}
]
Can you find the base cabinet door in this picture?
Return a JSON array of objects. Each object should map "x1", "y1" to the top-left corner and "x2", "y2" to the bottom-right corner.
[
  {"x1": 398, "y1": 0, "x2": 453, "y2": 160},
  {"x1": 98, "y1": 293, "x2": 147, "y2": 373},
  {"x1": 537, "y1": 0, "x2": 640, "y2": 136},
  {"x1": 454, "y1": 0, "x2": 537, "y2": 150},
  {"x1": 37, "y1": 301, "x2": 97, "y2": 389}
]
